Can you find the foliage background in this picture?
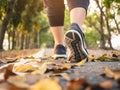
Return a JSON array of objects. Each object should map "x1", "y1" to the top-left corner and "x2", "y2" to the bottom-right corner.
[{"x1": 0, "y1": 0, "x2": 120, "y2": 50}]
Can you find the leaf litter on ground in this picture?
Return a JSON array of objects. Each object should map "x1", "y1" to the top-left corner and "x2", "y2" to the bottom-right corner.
[{"x1": 0, "y1": 49, "x2": 120, "y2": 90}]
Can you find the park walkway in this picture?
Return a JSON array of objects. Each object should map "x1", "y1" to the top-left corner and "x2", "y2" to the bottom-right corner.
[
  {"x1": 32, "y1": 48, "x2": 120, "y2": 90},
  {"x1": 0, "y1": 48, "x2": 120, "y2": 90}
]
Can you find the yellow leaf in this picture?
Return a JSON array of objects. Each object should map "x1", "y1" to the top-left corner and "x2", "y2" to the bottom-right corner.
[
  {"x1": 76, "y1": 59, "x2": 86, "y2": 67},
  {"x1": 104, "y1": 67, "x2": 120, "y2": 80},
  {"x1": 62, "y1": 64, "x2": 71, "y2": 69},
  {"x1": 13, "y1": 64, "x2": 36, "y2": 72},
  {"x1": 104, "y1": 67, "x2": 114, "y2": 78},
  {"x1": 88, "y1": 55, "x2": 96, "y2": 61},
  {"x1": 100, "y1": 81, "x2": 112, "y2": 89},
  {"x1": 31, "y1": 63, "x2": 47, "y2": 75},
  {"x1": 30, "y1": 78, "x2": 62, "y2": 90}
]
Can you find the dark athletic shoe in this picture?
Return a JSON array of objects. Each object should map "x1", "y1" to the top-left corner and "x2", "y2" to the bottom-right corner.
[
  {"x1": 64, "y1": 23, "x2": 88, "y2": 62},
  {"x1": 53, "y1": 44, "x2": 67, "y2": 59}
]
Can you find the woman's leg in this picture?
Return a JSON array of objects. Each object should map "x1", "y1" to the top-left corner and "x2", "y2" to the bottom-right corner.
[
  {"x1": 43, "y1": 0, "x2": 66, "y2": 58},
  {"x1": 67, "y1": 0, "x2": 89, "y2": 29},
  {"x1": 64, "y1": 0, "x2": 90, "y2": 62},
  {"x1": 43, "y1": 0, "x2": 65, "y2": 46}
]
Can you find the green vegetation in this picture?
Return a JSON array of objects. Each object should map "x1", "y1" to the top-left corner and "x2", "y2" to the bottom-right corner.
[
  {"x1": 0, "y1": 0, "x2": 120, "y2": 50},
  {"x1": 85, "y1": 29, "x2": 100, "y2": 48}
]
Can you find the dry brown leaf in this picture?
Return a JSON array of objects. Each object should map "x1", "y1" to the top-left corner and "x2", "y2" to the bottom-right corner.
[
  {"x1": 46, "y1": 62, "x2": 56, "y2": 65},
  {"x1": 0, "y1": 65, "x2": 9, "y2": 81},
  {"x1": 0, "y1": 64, "x2": 13, "y2": 73},
  {"x1": 62, "y1": 63, "x2": 71, "y2": 69},
  {"x1": 100, "y1": 81, "x2": 112, "y2": 89},
  {"x1": 30, "y1": 78, "x2": 62, "y2": 90},
  {"x1": 112, "y1": 70, "x2": 120, "y2": 80},
  {"x1": 66, "y1": 78, "x2": 88, "y2": 90},
  {"x1": 0, "y1": 81, "x2": 24, "y2": 90},
  {"x1": 76, "y1": 59, "x2": 86, "y2": 67},
  {"x1": 13, "y1": 64, "x2": 36, "y2": 72},
  {"x1": 0, "y1": 64, "x2": 16, "y2": 81},
  {"x1": 104, "y1": 67, "x2": 114, "y2": 78},
  {"x1": 4, "y1": 64, "x2": 16, "y2": 80},
  {"x1": 104, "y1": 67, "x2": 120, "y2": 80},
  {"x1": 0, "y1": 58, "x2": 17, "y2": 63},
  {"x1": 7, "y1": 76, "x2": 30, "y2": 88},
  {"x1": 40, "y1": 56, "x2": 54, "y2": 60},
  {"x1": 88, "y1": 55, "x2": 97, "y2": 61},
  {"x1": 113, "y1": 70, "x2": 120, "y2": 80},
  {"x1": 31, "y1": 63, "x2": 47, "y2": 75}
]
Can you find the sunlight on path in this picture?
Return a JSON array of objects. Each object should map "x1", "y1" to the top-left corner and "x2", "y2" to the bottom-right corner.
[
  {"x1": 31, "y1": 48, "x2": 46, "y2": 58},
  {"x1": 111, "y1": 34, "x2": 120, "y2": 50},
  {"x1": 30, "y1": 48, "x2": 55, "y2": 58}
]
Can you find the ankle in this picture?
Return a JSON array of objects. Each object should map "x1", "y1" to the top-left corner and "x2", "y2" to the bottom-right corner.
[
  {"x1": 54, "y1": 43, "x2": 64, "y2": 48},
  {"x1": 71, "y1": 23, "x2": 83, "y2": 31}
]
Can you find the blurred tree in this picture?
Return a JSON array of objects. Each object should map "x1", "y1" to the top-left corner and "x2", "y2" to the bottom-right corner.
[
  {"x1": 85, "y1": 0, "x2": 120, "y2": 49},
  {"x1": 0, "y1": 0, "x2": 17, "y2": 50},
  {"x1": 0, "y1": 0, "x2": 44, "y2": 50}
]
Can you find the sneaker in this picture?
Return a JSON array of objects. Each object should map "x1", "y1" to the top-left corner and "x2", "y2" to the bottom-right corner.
[
  {"x1": 64, "y1": 23, "x2": 88, "y2": 62},
  {"x1": 53, "y1": 44, "x2": 67, "y2": 59}
]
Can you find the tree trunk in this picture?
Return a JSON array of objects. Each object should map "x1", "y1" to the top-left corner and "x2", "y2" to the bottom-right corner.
[
  {"x1": 95, "y1": 0, "x2": 105, "y2": 49},
  {"x1": 0, "y1": 0, "x2": 17, "y2": 50},
  {"x1": 20, "y1": 33, "x2": 24, "y2": 50},
  {"x1": 8, "y1": 31, "x2": 11, "y2": 50},
  {"x1": 113, "y1": 10, "x2": 120, "y2": 34},
  {"x1": 12, "y1": 30, "x2": 16, "y2": 50},
  {"x1": 114, "y1": 17, "x2": 120, "y2": 34},
  {"x1": 99, "y1": 9, "x2": 105, "y2": 49},
  {"x1": 16, "y1": 31, "x2": 20, "y2": 49},
  {"x1": 25, "y1": 34, "x2": 30, "y2": 49},
  {"x1": 37, "y1": 31, "x2": 40, "y2": 48},
  {"x1": 104, "y1": 9, "x2": 113, "y2": 49},
  {"x1": 0, "y1": 13, "x2": 10, "y2": 50}
]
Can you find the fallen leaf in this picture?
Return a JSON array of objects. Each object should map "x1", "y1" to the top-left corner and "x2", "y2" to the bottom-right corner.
[
  {"x1": 100, "y1": 81, "x2": 112, "y2": 89},
  {"x1": 88, "y1": 55, "x2": 97, "y2": 61},
  {"x1": 66, "y1": 78, "x2": 88, "y2": 90},
  {"x1": 13, "y1": 64, "x2": 36, "y2": 72},
  {"x1": 96, "y1": 54, "x2": 110, "y2": 61},
  {"x1": 104, "y1": 67, "x2": 120, "y2": 80},
  {"x1": 47, "y1": 67, "x2": 67, "y2": 73},
  {"x1": 0, "y1": 64, "x2": 13, "y2": 73},
  {"x1": 31, "y1": 63, "x2": 47, "y2": 75},
  {"x1": 62, "y1": 64, "x2": 71, "y2": 69},
  {"x1": 40, "y1": 56, "x2": 54, "y2": 60},
  {"x1": 104, "y1": 67, "x2": 114, "y2": 78},
  {"x1": 76, "y1": 59, "x2": 86, "y2": 67},
  {"x1": 0, "y1": 64, "x2": 16, "y2": 81},
  {"x1": 30, "y1": 78, "x2": 62, "y2": 90},
  {"x1": 4, "y1": 64, "x2": 16, "y2": 80},
  {"x1": 7, "y1": 76, "x2": 30, "y2": 88},
  {"x1": 112, "y1": 70, "x2": 120, "y2": 80},
  {"x1": 0, "y1": 81, "x2": 24, "y2": 90}
]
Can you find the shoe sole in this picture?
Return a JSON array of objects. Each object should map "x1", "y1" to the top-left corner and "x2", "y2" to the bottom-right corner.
[
  {"x1": 64, "y1": 30, "x2": 88, "y2": 62},
  {"x1": 52, "y1": 54, "x2": 67, "y2": 59}
]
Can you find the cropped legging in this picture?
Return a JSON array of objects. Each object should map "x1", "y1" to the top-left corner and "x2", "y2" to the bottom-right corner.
[{"x1": 43, "y1": 0, "x2": 89, "y2": 26}]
